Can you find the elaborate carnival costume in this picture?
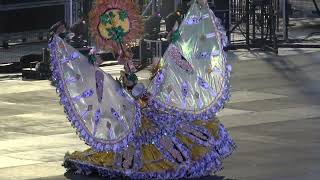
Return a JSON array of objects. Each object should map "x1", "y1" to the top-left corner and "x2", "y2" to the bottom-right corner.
[{"x1": 49, "y1": 0, "x2": 236, "y2": 179}]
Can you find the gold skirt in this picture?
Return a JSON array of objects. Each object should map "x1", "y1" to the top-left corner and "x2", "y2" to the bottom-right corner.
[{"x1": 64, "y1": 116, "x2": 236, "y2": 179}]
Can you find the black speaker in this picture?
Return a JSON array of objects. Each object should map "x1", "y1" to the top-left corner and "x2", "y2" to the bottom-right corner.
[
  {"x1": 212, "y1": 0, "x2": 229, "y2": 10},
  {"x1": 160, "y1": 0, "x2": 176, "y2": 18},
  {"x1": 211, "y1": 0, "x2": 229, "y2": 31}
]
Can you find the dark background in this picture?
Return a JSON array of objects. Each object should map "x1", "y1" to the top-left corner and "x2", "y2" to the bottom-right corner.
[
  {"x1": 0, "y1": 0, "x2": 43, "y2": 4},
  {"x1": 0, "y1": 1, "x2": 65, "y2": 33}
]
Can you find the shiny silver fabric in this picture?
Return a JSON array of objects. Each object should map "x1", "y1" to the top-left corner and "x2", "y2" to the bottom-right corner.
[
  {"x1": 52, "y1": 36, "x2": 138, "y2": 144},
  {"x1": 148, "y1": 3, "x2": 227, "y2": 113}
]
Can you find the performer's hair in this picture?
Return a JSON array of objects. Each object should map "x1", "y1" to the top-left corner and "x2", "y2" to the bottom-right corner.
[
  {"x1": 48, "y1": 20, "x2": 67, "y2": 43},
  {"x1": 49, "y1": 21, "x2": 67, "y2": 34}
]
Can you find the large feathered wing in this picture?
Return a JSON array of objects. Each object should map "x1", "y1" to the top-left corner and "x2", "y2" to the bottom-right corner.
[
  {"x1": 148, "y1": 2, "x2": 231, "y2": 120},
  {"x1": 49, "y1": 36, "x2": 141, "y2": 152}
]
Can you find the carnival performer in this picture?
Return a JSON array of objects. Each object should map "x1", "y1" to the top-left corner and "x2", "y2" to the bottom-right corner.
[{"x1": 49, "y1": 0, "x2": 235, "y2": 179}]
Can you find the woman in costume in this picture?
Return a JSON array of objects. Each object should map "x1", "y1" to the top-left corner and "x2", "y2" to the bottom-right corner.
[{"x1": 49, "y1": 0, "x2": 236, "y2": 179}]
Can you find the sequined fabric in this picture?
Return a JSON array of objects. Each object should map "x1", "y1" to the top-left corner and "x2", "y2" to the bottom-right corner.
[{"x1": 64, "y1": 117, "x2": 236, "y2": 178}]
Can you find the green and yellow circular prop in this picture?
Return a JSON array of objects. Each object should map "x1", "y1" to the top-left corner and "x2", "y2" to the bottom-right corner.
[{"x1": 90, "y1": 0, "x2": 143, "y2": 51}]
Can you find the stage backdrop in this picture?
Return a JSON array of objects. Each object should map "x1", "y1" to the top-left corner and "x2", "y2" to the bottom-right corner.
[{"x1": 0, "y1": 0, "x2": 65, "y2": 34}]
